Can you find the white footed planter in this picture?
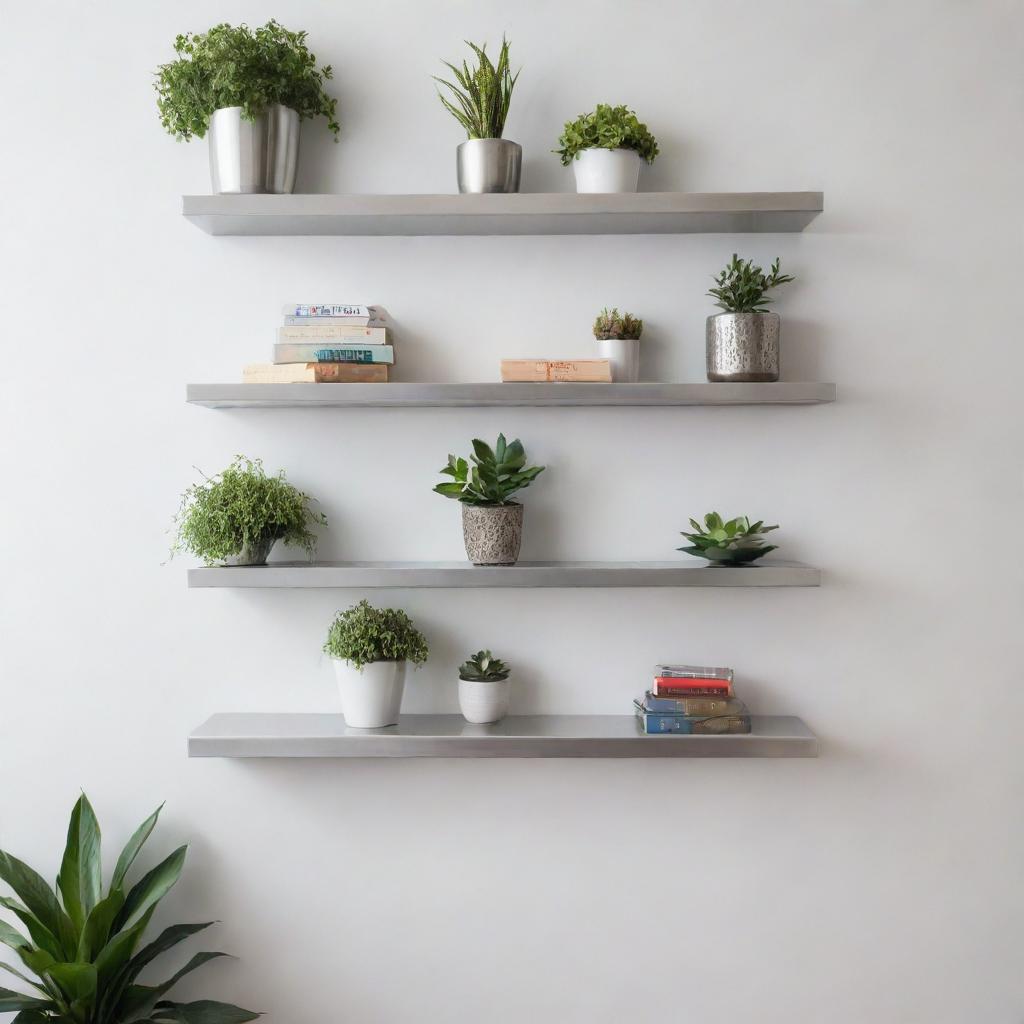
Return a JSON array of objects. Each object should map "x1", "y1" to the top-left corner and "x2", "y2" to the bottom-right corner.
[
  {"x1": 458, "y1": 677, "x2": 511, "y2": 724},
  {"x1": 333, "y1": 659, "x2": 407, "y2": 728},
  {"x1": 596, "y1": 337, "x2": 640, "y2": 382},
  {"x1": 572, "y1": 148, "x2": 641, "y2": 193}
]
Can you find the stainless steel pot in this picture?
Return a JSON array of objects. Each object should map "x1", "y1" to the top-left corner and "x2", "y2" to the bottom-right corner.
[
  {"x1": 456, "y1": 138, "x2": 522, "y2": 194},
  {"x1": 706, "y1": 312, "x2": 781, "y2": 382},
  {"x1": 208, "y1": 104, "x2": 299, "y2": 194}
]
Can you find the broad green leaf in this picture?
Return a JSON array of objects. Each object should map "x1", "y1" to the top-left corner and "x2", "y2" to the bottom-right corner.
[
  {"x1": 45, "y1": 962, "x2": 97, "y2": 1006},
  {"x1": 433, "y1": 483, "x2": 465, "y2": 498},
  {"x1": 0, "y1": 986, "x2": 50, "y2": 1013},
  {"x1": 12, "y1": 1010, "x2": 51, "y2": 1023},
  {"x1": 58, "y1": 794, "x2": 102, "y2": 932},
  {"x1": 95, "y1": 907, "x2": 154, "y2": 996},
  {"x1": 121, "y1": 952, "x2": 229, "y2": 1018},
  {"x1": 112, "y1": 805, "x2": 163, "y2": 892},
  {"x1": 0, "y1": 858, "x2": 74, "y2": 961},
  {"x1": 470, "y1": 438, "x2": 495, "y2": 464},
  {"x1": 152, "y1": 998, "x2": 260, "y2": 1023},
  {"x1": 129, "y1": 922, "x2": 214, "y2": 980},
  {"x1": 0, "y1": 961, "x2": 47, "y2": 996},
  {"x1": 494, "y1": 435, "x2": 506, "y2": 463},
  {"x1": 77, "y1": 890, "x2": 124, "y2": 962},
  {"x1": 116, "y1": 846, "x2": 186, "y2": 933}
]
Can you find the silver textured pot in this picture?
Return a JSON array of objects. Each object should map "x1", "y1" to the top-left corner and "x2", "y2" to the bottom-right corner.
[
  {"x1": 456, "y1": 138, "x2": 522, "y2": 194},
  {"x1": 706, "y1": 312, "x2": 780, "y2": 382},
  {"x1": 462, "y1": 503, "x2": 523, "y2": 565},
  {"x1": 208, "y1": 104, "x2": 299, "y2": 195}
]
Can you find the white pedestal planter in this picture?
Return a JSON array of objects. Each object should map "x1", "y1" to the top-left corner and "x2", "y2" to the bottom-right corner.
[
  {"x1": 333, "y1": 659, "x2": 407, "y2": 728},
  {"x1": 596, "y1": 338, "x2": 640, "y2": 382},
  {"x1": 572, "y1": 148, "x2": 642, "y2": 193},
  {"x1": 458, "y1": 677, "x2": 511, "y2": 724}
]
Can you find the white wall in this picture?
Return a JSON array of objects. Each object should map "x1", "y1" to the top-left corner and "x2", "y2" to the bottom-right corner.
[{"x1": 1, "y1": 2, "x2": 1021, "y2": 1021}]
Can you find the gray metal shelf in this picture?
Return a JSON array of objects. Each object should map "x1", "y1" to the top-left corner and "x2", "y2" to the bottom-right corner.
[{"x1": 188, "y1": 713, "x2": 818, "y2": 759}]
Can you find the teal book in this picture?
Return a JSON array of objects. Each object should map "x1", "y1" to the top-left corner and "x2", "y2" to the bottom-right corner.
[
  {"x1": 633, "y1": 701, "x2": 751, "y2": 735},
  {"x1": 273, "y1": 343, "x2": 395, "y2": 365}
]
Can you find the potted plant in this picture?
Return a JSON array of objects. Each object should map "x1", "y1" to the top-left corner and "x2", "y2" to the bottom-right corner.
[
  {"x1": 555, "y1": 104, "x2": 659, "y2": 192},
  {"x1": 457, "y1": 650, "x2": 512, "y2": 724},
  {"x1": 434, "y1": 434, "x2": 545, "y2": 566},
  {"x1": 678, "y1": 513, "x2": 779, "y2": 566},
  {"x1": 323, "y1": 600, "x2": 429, "y2": 728},
  {"x1": 435, "y1": 37, "x2": 522, "y2": 193},
  {"x1": 155, "y1": 20, "x2": 339, "y2": 194},
  {"x1": 706, "y1": 254, "x2": 795, "y2": 382},
  {"x1": 0, "y1": 794, "x2": 258, "y2": 1023},
  {"x1": 593, "y1": 307, "x2": 643, "y2": 382},
  {"x1": 172, "y1": 455, "x2": 326, "y2": 566}
]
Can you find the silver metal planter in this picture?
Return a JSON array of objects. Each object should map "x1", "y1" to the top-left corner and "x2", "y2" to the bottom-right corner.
[
  {"x1": 456, "y1": 139, "x2": 522, "y2": 194},
  {"x1": 208, "y1": 104, "x2": 300, "y2": 195},
  {"x1": 706, "y1": 312, "x2": 781, "y2": 382},
  {"x1": 462, "y1": 503, "x2": 523, "y2": 565}
]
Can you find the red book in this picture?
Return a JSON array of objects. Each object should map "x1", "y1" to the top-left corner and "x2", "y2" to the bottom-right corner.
[{"x1": 653, "y1": 676, "x2": 732, "y2": 696}]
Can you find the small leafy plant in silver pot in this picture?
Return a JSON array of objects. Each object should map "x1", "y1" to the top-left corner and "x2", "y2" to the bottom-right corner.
[
  {"x1": 593, "y1": 307, "x2": 643, "y2": 382},
  {"x1": 678, "y1": 513, "x2": 779, "y2": 566},
  {"x1": 457, "y1": 650, "x2": 512, "y2": 724}
]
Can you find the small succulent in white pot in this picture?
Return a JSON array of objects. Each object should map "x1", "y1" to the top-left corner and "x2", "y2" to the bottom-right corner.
[
  {"x1": 593, "y1": 307, "x2": 643, "y2": 382},
  {"x1": 555, "y1": 104, "x2": 659, "y2": 193},
  {"x1": 458, "y1": 650, "x2": 512, "y2": 724}
]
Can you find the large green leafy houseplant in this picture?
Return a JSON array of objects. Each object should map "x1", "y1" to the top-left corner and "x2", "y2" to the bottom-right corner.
[
  {"x1": 434, "y1": 435, "x2": 544, "y2": 506},
  {"x1": 555, "y1": 104, "x2": 659, "y2": 165},
  {"x1": 323, "y1": 600, "x2": 429, "y2": 670},
  {"x1": 434, "y1": 38, "x2": 520, "y2": 139},
  {"x1": 0, "y1": 795, "x2": 257, "y2": 1024},
  {"x1": 155, "y1": 20, "x2": 339, "y2": 141}
]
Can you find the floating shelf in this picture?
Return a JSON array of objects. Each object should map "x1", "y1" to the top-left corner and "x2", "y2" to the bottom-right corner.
[
  {"x1": 182, "y1": 191, "x2": 823, "y2": 237},
  {"x1": 188, "y1": 713, "x2": 818, "y2": 759},
  {"x1": 187, "y1": 559, "x2": 820, "y2": 589},
  {"x1": 187, "y1": 381, "x2": 836, "y2": 409}
]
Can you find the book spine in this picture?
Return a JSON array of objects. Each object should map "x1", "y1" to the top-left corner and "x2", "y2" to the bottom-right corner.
[
  {"x1": 283, "y1": 304, "x2": 372, "y2": 318},
  {"x1": 283, "y1": 315, "x2": 388, "y2": 327},
  {"x1": 273, "y1": 344, "x2": 395, "y2": 365},
  {"x1": 653, "y1": 675, "x2": 732, "y2": 690},
  {"x1": 243, "y1": 363, "x2": 388, "y2": 384},
  {"x1": 501, "y1": 359, "x2": 612, "y2": 383},
  {"x1": 641, "y1": 694, "x2": 744, "y2": 715},
  {"x1": 654, "y1": 664, "x2": 734, "y2": 681},
  {"x1": 278, "y1": 325, "x2": 389, "y2": 342},
  {"x1": 652, "y1": 682, "x2": 732, "y2": 697},
  {"x1": 636, "y1": 711, "x2": 751, "y2": 735}
]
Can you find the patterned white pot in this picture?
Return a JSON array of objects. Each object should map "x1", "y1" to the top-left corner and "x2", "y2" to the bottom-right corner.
[
  {"x1": 458, "y1": 677, "x2": 511, "y2": 724},
  {"x1": 461, "y1": 503, "x2": 523, "y2": 565},
  {"x1": 572, "y1": 148, "x2": 641, "y2": 193},
  {"x1": 333, "y1": 659, "x2": 406, "y2": 728}
]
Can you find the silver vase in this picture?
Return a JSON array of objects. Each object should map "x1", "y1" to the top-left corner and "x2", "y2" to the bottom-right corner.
[
  {"x1": 461, "y1": 504, "x2": 524, "y2": 565},
  {"x1": 208, "y1": 104, "x2": 300, "y2": 195},
  {"x1": 706, "y1": 312, "x2": 781, "y2": 382},
  {"x1": 456, "y1": 139, "x2": 522, "y2": 194}
]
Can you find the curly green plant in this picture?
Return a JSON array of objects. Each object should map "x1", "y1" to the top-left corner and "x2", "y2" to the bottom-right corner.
[
  {"x1": 555, "y1": 104, "x2": 659, "y2": 165},
  {"x1": 435, "y1": 37, "x2": 520, "y2": 139},
  {"x1": 593, "y1": 307, "x2": 643, "y2": 340},
  {"x1": 458, "y1": 650, "x2": 511, "y2": 681},
  {"x1": 155, "y1": 20, "x2": 339, "y2": 141},
  {"x1": 708, "y1": 254, "x2": 794, "y2": 313},
  {"x1": 678, "y1": 513, "x2": 779, "y2": 565},
  {"x1": 434, "y1": 434, "x2": 545, "y2": 506},
  {"x1": 323, "y1": 600, "x2": 429, "y2": 669},
  {"x1": 0, "y1": 794, "x2": 258, "y2": 1024},
  {"x1": 172, "y1": 456, "x2": 326, "y2": 565}
]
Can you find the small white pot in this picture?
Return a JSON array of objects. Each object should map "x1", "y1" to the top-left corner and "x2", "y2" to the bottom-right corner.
[
  {"x1": 596, "y1": 337, "x2": 640, "y2": 382},
  {"x1": 458, "y1": 677, "x2": 511, "y2": 724},
  {"x1": 572, "y1": 148, "x2": 642, "y2": 193},
  {"x1": 333, "y1": 659, "x2": 407, "y2": 728}
]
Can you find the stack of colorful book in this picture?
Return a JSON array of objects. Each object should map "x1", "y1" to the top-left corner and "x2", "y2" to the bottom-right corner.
[
  {"x1": 243, "y1": 304, "x2": 393, "y2": 383},
  {"x1": 634, "y1": 664, "x2": 752, "y2": 734}
]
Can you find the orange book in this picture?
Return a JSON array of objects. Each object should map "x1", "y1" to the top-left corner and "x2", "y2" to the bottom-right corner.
[{"x1": 653, "y1": 677, "x2": 732, "y2": 696}]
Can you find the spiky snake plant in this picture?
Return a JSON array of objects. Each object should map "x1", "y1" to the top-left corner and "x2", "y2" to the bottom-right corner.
[
  {"x1": 434, "y1": 38, "x2": 520, "y2": 139},
  {"x1": 678, "y1": 513, "x2": 779, "y2": 565}
]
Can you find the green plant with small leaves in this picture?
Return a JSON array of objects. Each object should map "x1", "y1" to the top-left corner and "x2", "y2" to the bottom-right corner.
[
  {"x1": 435, "y1": 37, "x2": 520, "y2": 139},
  {"x1": 323, "y1": 600, "x2": 429, "y2": 670},
  {"x1": 458, "y1": 650, "x2": 511, "y2": 682},
  {"x1": 678, "y1": 513, "x2": 779, "y2": 565},
  {"x1": 155, "y1": 20, "x2": 339, "y2": 141},
  {"x1": 593, "y1": 307, "x2": 643, "y2": 340},
  {"x1": 172, "y1": 456, "x2": 326, "y2": 565},
  {"x1": 555, "y1": 104, "x2": 659, "y2": 165},
  {"x1": 0, "y1": 794, "x2": 258, "y2": 1024},
  {"x1": 434, "y1": 435, "x2": 545, "y2": 506},
  {"x1": 708, "y1": 254, "x2": 794, "y2": 314}
]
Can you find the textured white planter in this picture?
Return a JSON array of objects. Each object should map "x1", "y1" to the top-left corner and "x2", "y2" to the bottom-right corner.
[
  {"x1": 572, "y1": 148, "x2": 641, "y2": 193},
  {"x1": 596, "y1": 337, "x2": 640, "y2": 382},
  {"x1": 333, "y1": 659, "x2": 407, "y2": 728},
  {"x1": 458, "y1": 677, "x2": 511, "y2": 724}
]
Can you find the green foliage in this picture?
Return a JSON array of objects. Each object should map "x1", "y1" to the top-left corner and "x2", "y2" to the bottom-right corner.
[
  {"x1": 434, "y1": 434, "x2": 545, "y2": 506},
  {"x1": 593, "y1": 307, "x2": 643, "y2": 340},
  {"x1": 435, "y1": 37, "x2": 520, "y2": 139},
  {"x1": 678, "y1": 513, "x2": 779, "y2": 565},
  {"x1": 555, "y1": 104, "x2": 659, "y2": 165},
  {"x1": 458, "y1": 650, "x2": 510, "y2": 682},
  {"x1": 323, "y1": 600, "x2": 429, "y2": 669},
  {"x1": 708, "y1": 254, "x2": 795, "y2": 313},
  {"x1": 0, "y1": 794, "x2": 258, "y2": 1024},
  {"x1": 155, "y1": 20, "x2": 339, "y2": 141},
  {"x1": 172, "y1": 456, "x2": 326, "y2": 566}
]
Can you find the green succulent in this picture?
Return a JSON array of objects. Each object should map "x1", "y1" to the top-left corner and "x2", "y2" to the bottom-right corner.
[
  {"x1": 708, "y1": 254, "x2": 794, "y2": 313},
  {"x1": 323, "y1": 600, "x2": 429, "y2": 670},
  {"x1": 593, "y1": 308, "x2": 643, "y2": 340},
  {"x1": 458, "y1": 650, "x2": 511, "y2": 681},
  {"x1": 435, "y1": 37, "x2": 520, "y2": 139},
  {"x1": 0, "y1": 794, "x2": 258, "y2": 1024},
  {"x1": 555, "y1": 104, "x2": 659, "y2": 166},
  {"x1": 434, "y1": 434, "x2": 545, "y2": 506},
  {"x1": 678, "y1": 513, "x2": 779, "y2": 565}
]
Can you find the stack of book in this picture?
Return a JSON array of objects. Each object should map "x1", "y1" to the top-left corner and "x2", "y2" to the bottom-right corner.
[
  {"x1": 243, "y1": 304, "x2": 393, "y2": 383},
  {"x1": 634, "y1": 664, "x2": 752, "y2": 734}
]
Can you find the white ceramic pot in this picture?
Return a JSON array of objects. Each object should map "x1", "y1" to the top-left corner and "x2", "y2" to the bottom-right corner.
[
  {"x1": 458, "y1": 677, "x2": 511, "y2": 724},
  {"x1": 333, "y1": 659, "x2": 407, "y2": 728},
  {"x1": 596, "y1": 337, "x2": 640, "y2": 382},
  {"x1": 572, "y1": 148, "x2": 642, "y2": 193}
]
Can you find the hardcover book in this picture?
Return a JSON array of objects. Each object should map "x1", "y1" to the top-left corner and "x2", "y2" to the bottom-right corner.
[
  {"x1": 654, "y1": 664, "x2": 734, "y2": 681},
  {"x1": 283, "y1": 314, "x2": 390, "y2": 327},
  {"x1": 634, "y1": 703, "x2": 751, "y2": 735},
  {"x1": 639, "y1": 693, "x2": 747, "y2": 716},
  {"x1": 243, "y1": 363, "x2": 388, "y2": 384},
  {"x1": 651, "y1": 679, "x2": 733, "y2": 697},
  {"x1": 501, "y1": 359, "x2": 612, "y2": 383},
  {"x1": 278, "y1": 325, "x2": 389, "y2": 343},
  {"x1": 273, "y1": 343, "x2": 395, "y2": 365},
  {"x1": 283, "y1": 303, "x2": 390, "y2": 319}
]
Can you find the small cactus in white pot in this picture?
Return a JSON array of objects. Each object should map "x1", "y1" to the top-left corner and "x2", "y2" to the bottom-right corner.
[{"x1": 458, "y1": 650, "x2": 512, "y2": 724}]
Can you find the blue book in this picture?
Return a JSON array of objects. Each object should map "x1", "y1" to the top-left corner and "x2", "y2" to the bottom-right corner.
[
  {"x1": 633, "y1": 702, "x2": 751, "y2": 735},
  {"x1": 640, "y1": 692, "x2": 747, "y2": 716}
]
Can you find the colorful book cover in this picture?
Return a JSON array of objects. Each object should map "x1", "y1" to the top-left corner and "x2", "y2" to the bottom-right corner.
[
  {"x1": 652, "y1": 677, "x2": 732, "y2": 696},
  {"x1": 273, "y1": 343, "x2": 395, "y2": 365},
  {"x1": 634, "y1": 704, "x2": 751, "y2": 735},
  {"x1": 640, "y1": 693, "x2": 747, "y2": 716},
  {"x1": 283, "y1": 304, "x2": 386, "y2": 318}
]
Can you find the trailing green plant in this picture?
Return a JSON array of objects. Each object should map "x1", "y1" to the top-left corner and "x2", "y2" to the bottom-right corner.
[
  {"x1": 155, "y1": 20, "x2": 339, "y2": 141},
  {"x1": 708, "y1": 254, "x2": 794, "y2": 313},
  {"x1": 435, "y1": 37, "x2": 520, "y2": 139},
  {"x1": 0, "y1": 794, "x2": 258, "y2": 1024},
  {"x1": 172, "y1": 456, "x2": 326, "y2": 565},
  {"x1": 678, "y1": 513, "x2": 779, "y2": 565},
  {"x1": 323, "y1": 600, "x2": 429, "y2": 669},
  {"x1": 434, "y1": 434, "x2": 545, "y2": 506},
  {"x1": 555, "y1": 104, "x2": 659, "y2": 165},
  {"x1": 458, "y1": 650, "x2": 511, "y2": 682},
  {"x1": 593, "y1": 308, "x2": 643, "y2": 340}
]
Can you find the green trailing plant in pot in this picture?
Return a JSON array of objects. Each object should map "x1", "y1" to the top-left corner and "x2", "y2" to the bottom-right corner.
[
  {"x1": 555, "y1": 104, "x2": 659, "y2": 193},
  {"x1": 435, "y1": 37, "x2": 522, "y2": 193},
  {"x1": 172, "y1": 455, "x2": 326, "y2": 566},
  {"x1": 434, "y1": 434, "x2": 545, "y2": 566},
  {"x1": 0, "y1": 793, "x2": 258, "y2": 1024},
  {"x1": 457, "y1": 650, "x2": 512, "y2": 724},
  {"x1": 324, "y1": 600, "x2": 429, "y2": 728},
  {"x1": 155, "y1": 20, "x2": 339, "y2": 194},
  {"x1": 678, "y1": 513, "x2": 779, "y2": 566},
  {"x1": 593, "y1": 307, "x2": 643, "y2": 382},
  {"x1": 706, "y1": 254, "x2": 795, "y2": 382}
]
